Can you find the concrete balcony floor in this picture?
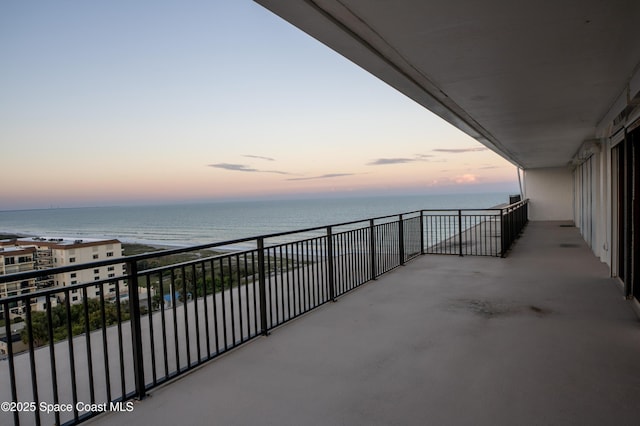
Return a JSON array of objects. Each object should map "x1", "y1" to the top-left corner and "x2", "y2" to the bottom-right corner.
[{"x1": 90, "y1": 221, "x2": 640, "y2": 426}]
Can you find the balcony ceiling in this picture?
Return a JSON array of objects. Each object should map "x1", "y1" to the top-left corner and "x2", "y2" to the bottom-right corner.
[{"x1": 255, "y1": 0, "x2": 640, "y2": 168}]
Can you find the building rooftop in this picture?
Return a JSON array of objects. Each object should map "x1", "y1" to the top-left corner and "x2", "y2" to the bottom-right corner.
[
  {"x1": 0, "y1": 246, "x2": 36, "y2": 254},
  {"x1": 0, "y1": 237, "x2": 121, "y2": 249},
  {"x1": 88, "y1": 221, "x2": 640, "y2": 426}
]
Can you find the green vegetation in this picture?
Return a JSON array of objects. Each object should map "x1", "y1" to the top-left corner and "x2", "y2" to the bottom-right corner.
[
  {"x1": 122, "y1": 243, "x2": 223, "y2": 271},
  {"x1": 21, "y1": 299, "x2": 131, "y2": 346},
  {"x1": 121, "y1": 243, "x2": 164, "y2": 256},
  {"x1": 148, "y1": 256, "x2": 258, "y2": 307}
]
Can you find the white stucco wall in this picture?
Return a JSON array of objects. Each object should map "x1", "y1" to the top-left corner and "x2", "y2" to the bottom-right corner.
[{"x1": 523, "y1": 167, "x2": 573, "y2": 221}]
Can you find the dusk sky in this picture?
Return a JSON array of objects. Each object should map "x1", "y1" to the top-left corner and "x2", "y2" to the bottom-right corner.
[{"x1": 1, "y1": 1, "x2": 518, "y2": 211}]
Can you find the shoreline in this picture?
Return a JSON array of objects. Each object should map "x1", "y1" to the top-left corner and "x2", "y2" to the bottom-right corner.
[{"x1": 0, "y1": 232, "x2": 194, "y2": 258}]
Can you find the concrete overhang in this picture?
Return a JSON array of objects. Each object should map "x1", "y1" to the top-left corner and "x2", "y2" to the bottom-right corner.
[{"x1": 255, "y1": 0, "x2": 640, "y2": 169}]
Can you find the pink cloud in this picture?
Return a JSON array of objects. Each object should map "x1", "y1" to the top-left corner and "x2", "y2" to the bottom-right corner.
[{"x1": 454, "y1": 174, "x2": 478, "y2": 184}]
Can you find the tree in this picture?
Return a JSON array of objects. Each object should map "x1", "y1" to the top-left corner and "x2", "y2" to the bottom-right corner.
[{"x1": 20, "y1": 311, "x2": 49, "y2": 346}]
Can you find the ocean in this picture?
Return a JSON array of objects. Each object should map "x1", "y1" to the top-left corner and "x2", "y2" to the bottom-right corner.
[{"x1": 0, "y1": 192, "x2": 512, "y2": 248}]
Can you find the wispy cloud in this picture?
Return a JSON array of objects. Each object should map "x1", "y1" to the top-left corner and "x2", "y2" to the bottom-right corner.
[
  {"x1": 263, "y1": 170, "x2": 293, "y2": 175},
  {"x1": 209, "y1": 163, "x2": 258, "y2": 172},
  {"x1": 286, "y1": 173, "x2": 356, "y2": 181},
  {"x1": 368, "y1": 158, "x2": 415, "y2": 165},
  {"x1": 427, "y1": 174, "x2": 480, "y2": 186},
  {"x1": 208, "y1": 163, "x2": 291, "y2": 175},
  {"x1": 367, "y1": 154, "x2": 433, "y2": 166},
  {"x1": 243, "y1": 154, "x2": 275, "y2": 161},
  {"x1": 432, "y1": 147, "x2": 487, "y2": 153}
]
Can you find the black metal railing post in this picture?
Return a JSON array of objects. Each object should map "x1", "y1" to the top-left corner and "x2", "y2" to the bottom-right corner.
[
  {"x1": 509, "y1": 207, "x2": 515, "y2": 245},
  {"x1": 500, "y1": 208, "x2": 507, "y2": 257},
  {"x1": 257, "y1": 238, "x2": 269, "y2": 335},
  {"x1": 369, "y1": 219, "x2": 377, "y2": 280},
  {"x1": 4, "y1": 301, "x2": 19, "y2": 426},
  {"x1": 327, "y1": 226, "x2": 336, "y2": 301},
  {"x1": 420, "y1": 210, "x2": 425, "y2": 255},
  {"x1": 458, "y1": 210, "x2": 463, "y2": 257},
  {"x1": 399, "y1": 214, "x2": 405, "y2": 265},
  {"x1": 25, "y1": 298, "x2": 41, "y2": 426},
  {"x1": 46, "y1": 298, "x2": 60, "y2": 426},
  {"x1": 510, "y1": 207, "x2": 516, "y2": 243},
  {"x1": 126, "y1": 259, "x2": 146, "y2": 400},
  {"x1": 499, "y1": 201, "x2": 531, "y2": 258}
]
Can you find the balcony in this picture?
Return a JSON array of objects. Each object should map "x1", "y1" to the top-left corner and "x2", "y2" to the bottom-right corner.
[
  {"x1": 2, "y1": 201, "x2": 637, "y2": 425},
  {"x1": 85, "y1": 220, "x2": 638, "y2": 426}
]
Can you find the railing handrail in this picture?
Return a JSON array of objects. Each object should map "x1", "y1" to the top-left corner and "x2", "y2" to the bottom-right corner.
[
  {"x1": 0, "y1": 205, "x2": 519, "y2": 286},
  {"x1": 501, "y1": 199, "x2": 528, "y2": 212}
]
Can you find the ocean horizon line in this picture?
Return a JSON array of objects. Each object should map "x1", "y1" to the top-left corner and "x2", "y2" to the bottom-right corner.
[{"x1": 0, "y1": 189, "x2": 519, "y2": 214}]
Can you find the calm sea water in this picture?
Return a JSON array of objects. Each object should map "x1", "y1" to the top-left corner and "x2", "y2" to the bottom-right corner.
[{"x1": 0, "y1": 193, "x2": 511, "y2": 248}]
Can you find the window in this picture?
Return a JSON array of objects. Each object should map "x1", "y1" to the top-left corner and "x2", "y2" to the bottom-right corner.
[
  {"x1": 18, "y1": 256, "x2": 32, "y2": 263},
  {"x1": 69, "y1": 257, "x2": 76, "y2": 263},
  {"x1": 108, "y1": 273, "x2": 115, "y2": 278},
  {"x1": 109, "y1": 288, "x2": 115, "y2": 293},
  {"x1": 106, "y1": 252, "x2": 114, "y2": 257},
  {"x1": 107, "y1": 266, "x2": 115, "y2": 271},
  {"x1": 94, "y1": 269, "x2": 99, "y2": 274},
  {"x1": 70, "y1": 273, "x2": 77, "y2": 278},
  {"x1": 72, "y1": 296, "x2": 78, "y2": 301},
  {"x1": 71, "y1": 280, "x2": 77, "y2": 285},
  {"x1": 93, "y1": 254, "x2": 99, "y2": 259},
  {"x1": 4, "y1": 258, "x2": 15, "y2": 265},
  {"x1": 95, "y1": 291, "x2": 101, "y2": 296},
  {"x1": 94, "y1": 276, "x2": 100, "y2": 281},
  {"x1": 72, "y1": 289, "x2": 78, "y2": 294}
]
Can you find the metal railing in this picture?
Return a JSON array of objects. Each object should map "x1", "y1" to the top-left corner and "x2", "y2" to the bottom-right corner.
[
  {"x1": 500, "y1": 199, "x2": 529, "y2": 256},
  {"x1": 0, "y1": 200, "x2": 527, "y2": 425}
]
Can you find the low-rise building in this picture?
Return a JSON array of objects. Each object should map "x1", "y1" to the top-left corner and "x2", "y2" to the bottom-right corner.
[
  {"x1": 0, "y1": 246, "x2": 38, "y2": 319},
  {"x1": 0, "y1": 237, "x2": 128, "y2": 319}
]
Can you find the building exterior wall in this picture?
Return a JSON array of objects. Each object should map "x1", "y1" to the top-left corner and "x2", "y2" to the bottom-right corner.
[
  {"x1": 0, "y1": 247, "x2": 38, "y2": 319},
  {"x1": 0, "y1": 238, "x2": 127, "y2": 317},
  {"x1": 49, "y1": 240, "x2": 126, "y2": 303},
  {"x1": 523, "y1": 167, "x2": 574, "y2": 221}
]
